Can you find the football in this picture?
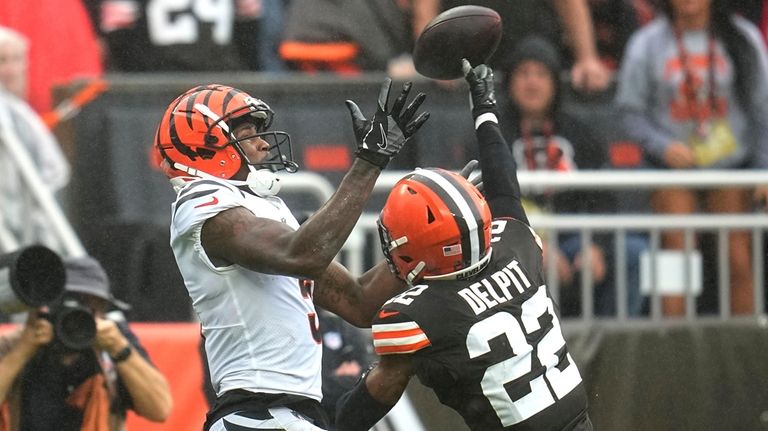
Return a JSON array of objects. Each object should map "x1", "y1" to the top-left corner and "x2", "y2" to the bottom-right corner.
[{"x1": 413, "y1": 5, "x2": 502, "y2": 80}]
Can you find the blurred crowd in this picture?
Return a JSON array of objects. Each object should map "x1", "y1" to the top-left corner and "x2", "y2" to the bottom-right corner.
[{"x1": 2, "y1": 0, "x2": 768, "y2": 321}]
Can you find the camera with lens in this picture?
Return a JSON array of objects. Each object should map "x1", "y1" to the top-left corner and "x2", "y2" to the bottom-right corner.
[{"x1": 44, "y1": 297, "x2": 98, "y2": 351}]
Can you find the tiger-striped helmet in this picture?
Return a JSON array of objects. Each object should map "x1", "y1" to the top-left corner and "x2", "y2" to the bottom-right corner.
[
  {"x1": 378, "y1": 168, "x2": 492, "y2": 284},
  {"x1": 152, "y1": 84, "x2": 296, "y2": 179}
]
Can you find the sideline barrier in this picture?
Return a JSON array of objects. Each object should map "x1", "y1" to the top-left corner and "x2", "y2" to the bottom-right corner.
[{"x1": 6, "y1": 319, "x2": 767, "y2": 431}]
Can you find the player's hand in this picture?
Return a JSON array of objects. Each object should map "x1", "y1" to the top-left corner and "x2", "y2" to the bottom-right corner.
[
  {"x1": 459, "y1": 159, "x2": 483, "y2": 192},
  {"x1": 462, "y1": 58, "x2": 497, "y2": 119},
  {"x1": 346, "y1": 78, "x2": 429, "y2": 169}
]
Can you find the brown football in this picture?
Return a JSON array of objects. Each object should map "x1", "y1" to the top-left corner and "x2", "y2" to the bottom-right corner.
[{"x1": 413, "y1": 5, "x2": 502, "y2": 80}]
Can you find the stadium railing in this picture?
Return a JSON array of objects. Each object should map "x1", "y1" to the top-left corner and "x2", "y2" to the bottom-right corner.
[{"x1": 302, "y1": 169, "x2": 768, "y2": 322}]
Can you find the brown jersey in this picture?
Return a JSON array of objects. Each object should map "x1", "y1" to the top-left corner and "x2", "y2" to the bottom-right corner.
[{"x1": 371, "y1": 217, "x2": 588, "y2": 431}]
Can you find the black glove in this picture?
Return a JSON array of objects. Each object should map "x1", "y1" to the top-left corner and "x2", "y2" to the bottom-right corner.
[
  {"x1": 462, "y1": 58, "x2": 497, "y2": 119},
  {"x1": 346, "y1": 78, "x2": 430, "y2": 169}
]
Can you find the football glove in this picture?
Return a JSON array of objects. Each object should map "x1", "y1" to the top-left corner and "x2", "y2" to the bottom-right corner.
[
  {"x1": 462, "y1": 58, "x2": 497, "y2": 119},
  {"x1": 346, "y1": 78, "x2": 429, "y2": 169},
  {"x1": 459, "y1": 159, "x2": 484, "y2": 193}
]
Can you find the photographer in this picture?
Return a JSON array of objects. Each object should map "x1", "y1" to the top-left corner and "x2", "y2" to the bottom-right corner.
[{"x1": 0, "y1": 255, "x2": 172, "y2": 430}]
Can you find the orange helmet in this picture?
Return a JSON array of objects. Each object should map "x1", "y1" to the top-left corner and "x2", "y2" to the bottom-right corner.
[
  {"x1": 152, "y1": 84, "x2": 296, "y2": 180},
  {"x1": 378, "y1": 168, "x2": 492, "y2": 284}
]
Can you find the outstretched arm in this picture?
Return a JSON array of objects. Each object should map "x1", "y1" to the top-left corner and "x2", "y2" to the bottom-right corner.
[
  {"x1": 462, "y1": 59, "x2": 529, "y2": 225},
  {"x1": 202, "y1": 80, "x2": 429, "y2": 280}
]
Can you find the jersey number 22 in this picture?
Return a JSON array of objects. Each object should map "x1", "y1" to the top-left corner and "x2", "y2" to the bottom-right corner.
[{"x1": 466, "y1": 285, "x2": 582, "y2": 426}]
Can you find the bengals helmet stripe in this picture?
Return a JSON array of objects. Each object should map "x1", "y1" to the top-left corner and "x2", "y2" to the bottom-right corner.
[
  {"x1": 152, "y1": 84, "x2": 296, "y2": 181},
  {"x1": 409, "y1": 169, "x2": 485, "y2": 271},
  {"x1": 185, "y1": 91, "x2": 198, "y2": 128}
]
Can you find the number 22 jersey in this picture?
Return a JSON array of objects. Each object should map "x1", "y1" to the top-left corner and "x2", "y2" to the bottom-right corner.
[{"x1": 372, "y1": 217, "x2": 589, "y2": 431}]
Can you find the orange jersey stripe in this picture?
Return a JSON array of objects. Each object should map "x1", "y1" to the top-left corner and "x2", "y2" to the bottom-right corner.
[{"x1": 375, "y1": 338, "x2": 431, "y2": 355}]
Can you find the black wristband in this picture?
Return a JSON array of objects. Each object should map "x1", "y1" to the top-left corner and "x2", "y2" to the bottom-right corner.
[
  {"x1": 355, "y1": 149, "x2": 389, "y2": 169},
  {"x1": 335, "y1": 370, "x2": 392, "y2": 431},
  {"x1": 110, "y1": 345, "x2": 133, "y2": 363}
]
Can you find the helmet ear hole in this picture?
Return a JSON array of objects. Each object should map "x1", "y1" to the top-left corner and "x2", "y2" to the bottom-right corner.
[
  {"x1": 427, "y1": 207, "x2": 436, "y2": 224},
  {"x1": 399, "y1": 255, "x2": 413, "y2": 263},
  {"x1": 197, "y1": 148, "x2": 216, "y2": 159}
]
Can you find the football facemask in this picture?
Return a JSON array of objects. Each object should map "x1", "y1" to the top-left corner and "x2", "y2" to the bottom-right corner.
[{"x1": 153, "y1": 84, "x2": 297, "y2": 185}]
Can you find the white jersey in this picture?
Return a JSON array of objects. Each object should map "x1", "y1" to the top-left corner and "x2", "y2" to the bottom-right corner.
[{"x1": 169, "y1": 178, "x2": 322, "y2": 401}]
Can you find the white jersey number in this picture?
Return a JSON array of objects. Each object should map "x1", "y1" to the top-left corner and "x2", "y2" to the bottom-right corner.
[
  {"x1": 466, "y1": 285, "x2": 582, "y2": 426},
  {"x1": 148, "y1": 0, "x2": 233, "y2": 45}
]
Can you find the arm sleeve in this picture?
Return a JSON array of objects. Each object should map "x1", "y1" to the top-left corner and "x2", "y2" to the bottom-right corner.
[
  {"x1": 475, "y1": 118, "x2": 529, "y2": 225},
  {"x1": 335, "y1": 371, "x2": 393, "y2": 431},
  {"x1": 370, "y1": 312, "x2": 430, "y2": 355}
]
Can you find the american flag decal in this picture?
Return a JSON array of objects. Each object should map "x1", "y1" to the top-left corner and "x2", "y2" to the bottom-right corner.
[{"x1": 443, "y1": 244, "x2": 462, "y2": 256}]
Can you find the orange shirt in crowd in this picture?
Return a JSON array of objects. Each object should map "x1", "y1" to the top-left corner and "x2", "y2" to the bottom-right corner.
[{"x1": 0, "y1": 0, "x2": 102, "y2": 114}]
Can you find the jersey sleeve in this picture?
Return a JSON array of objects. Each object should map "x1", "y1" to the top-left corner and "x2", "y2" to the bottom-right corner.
[
  {"x1": 171, "y1": 179, "x2": 245, "y2": 237},
  {"x1": 371, "y1": 310, "x2": 431, "y2": 356},
  {"x1": 476, "y1": 120, "x2": 529, "y2": 224}
]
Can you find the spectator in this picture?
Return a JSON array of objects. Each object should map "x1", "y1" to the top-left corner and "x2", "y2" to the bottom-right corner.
[
  {"x1": 500, "y1": 36, "x2": 648, "y2": 317},
  {"x1": 84, "y1": 0, "x2": 266, "y2": 71},
  {"x1": 0, "y1": 0, "x2": 102, "y2": 114},
  {"x1": 0, "y1": 26, "x2": 71, "y2": 251},
  {"x1": 151, "y1": 80, "x2": 428, "y2": 430},
  {"x1": 335, "y1": 59, "x2": 592, "y2": 431},
  {"x1": 587, "y1": 0, "x2": 643, "y2": 71},
  {"x1": 279, "y1": 0, "x2": 439, "y2": 77},
  {"x1": 0, "y1": 255, "x2": 172, "y2": 430},
  {"x1": 616, "y1": 0, "x2": 768, "y2": 316},
  {"x1": 234, "y1": 0, "x2": 288, "y2": 71},
  {"x1": 0, "y1": 27, "x2": 27, "y2": 100},
  {"x1": 440, "y1": 0, "x2": 612, "y2": 92}
]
